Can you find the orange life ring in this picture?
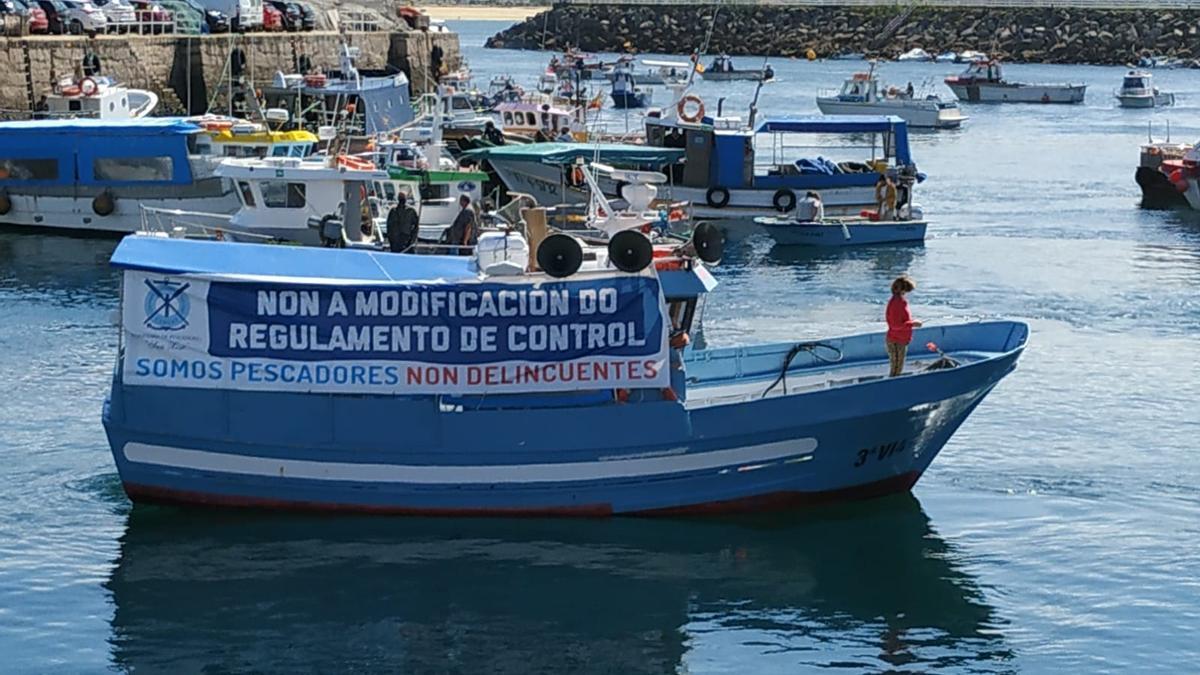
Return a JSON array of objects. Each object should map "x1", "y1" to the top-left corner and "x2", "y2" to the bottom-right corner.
[
  {"x1": 201, "y1": 119, "x2": 234, "y2": 131},
  {"x1": 61, "y1": 85, "x2": 81, "y2": 96},
  {"x1": 79, "y1": 77, "x2": 98, "y2": 97},
  {"x1": 677, "y1": 94, "x2": 705, "y2": 123}
]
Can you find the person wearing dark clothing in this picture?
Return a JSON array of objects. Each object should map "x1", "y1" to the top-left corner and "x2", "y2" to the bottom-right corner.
[
  {"x1": 386, "y1": 193, "x2": 420, "y2": 253},
  {"x1": 445, "y1": 195, "x2": 478, "y2": 255},
  {"x1": 431, "y1": 44, "x2": 444, "y2": 79},
  {"x1": 483, "y1": 121, "x2": 505, "y2": 146}
]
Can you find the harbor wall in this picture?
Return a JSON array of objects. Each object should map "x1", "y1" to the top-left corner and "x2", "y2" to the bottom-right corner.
[
  {"x1": 0, "y1": 30, "x2": 460, "y2": 116},
  {"x1": 486, "y1": 3, "x2": 1200, "y2": 66}
]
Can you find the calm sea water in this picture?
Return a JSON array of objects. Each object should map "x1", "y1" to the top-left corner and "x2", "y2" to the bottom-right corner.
[{"x1": 1, "y1": 19, "x2": 1199, "y2": 673}]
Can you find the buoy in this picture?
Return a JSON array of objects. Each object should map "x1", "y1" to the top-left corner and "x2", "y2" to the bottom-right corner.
[{"x1": 806, "y1": 48, "x2": 817, "y2": 61}]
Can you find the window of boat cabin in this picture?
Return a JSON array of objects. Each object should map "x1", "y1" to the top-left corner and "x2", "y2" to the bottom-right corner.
[
  {"x1": 260, "y1": 181, "x2": 306, "y2": 208},
  {"x1": 503, "y1": 111, "x2": 513, "y2": 125},
  {"x1": 419, "y1": 182, "x2": 449, "y2": 201},
  {"x1": 525, "y1": 112, "x2": 537, "y2": 126},
  {"x1": 0, "y1": 158, "x2": 58, "y2": 182},
  {"x1": 237, "y1": 181, "x2": 256, "y2": 207},
  {"x1": 93, "y1": 156, "x2": 173, "y2": 182}
]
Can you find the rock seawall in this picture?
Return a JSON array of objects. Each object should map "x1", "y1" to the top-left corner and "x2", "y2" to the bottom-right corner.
[{"x1": 487, "y1": 4, "x2": 1200, "y2": 65}]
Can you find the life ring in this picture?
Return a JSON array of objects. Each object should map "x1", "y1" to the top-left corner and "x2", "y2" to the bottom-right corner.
[
  {"x1": 79, "y1": 77, "x2": 98, "y2": 97},
  {"x1": 61, "y1": 85, "x2": 81, "y2": 97},
  {"x1": 772, "y1": 189, "x2": 796, "y2": 212},
  {"x1": 0, "y1": 191, "x2": 10, "y2": 215},
  {"x1": 705, "y1": 186, "x2": 730, "y2": 208},
  {"x1": 677, "y1": 94, "x2": 705, "y2": 123},
  {"x1": 304, "y1": 73, "x2": 327, "y2": 88},
  {"x1": 92, "y1": 190, "x2": 115, "y2": 217}
]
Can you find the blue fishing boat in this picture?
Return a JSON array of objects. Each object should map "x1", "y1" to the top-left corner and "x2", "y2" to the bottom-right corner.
[
  {"x1": 643, "y1": 111, "x2": 925, "y2": 220},
  {"x1": 756, "y1": 216, "x2": 928, "y2": 247},
  {"x1": 101, "y1": 235, "x2": 1026, "y2": 515}
]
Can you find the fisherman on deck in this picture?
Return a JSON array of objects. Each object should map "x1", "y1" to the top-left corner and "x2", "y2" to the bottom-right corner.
[
  {"x1": 875, "y1": 174, "x2": 898, "y2": 220},
  {"x1": 446, "y1": 194, "x2": 479, "y2": 255},
  {"x1": 483, "y1": 121, "x2": 505, "y2": 145},
  {"x1": 386, "y1": 192, "x2": 419, "y2": 253},
  {"x1": 795, "y1": 191, "x2": 824, "y2": 223}
]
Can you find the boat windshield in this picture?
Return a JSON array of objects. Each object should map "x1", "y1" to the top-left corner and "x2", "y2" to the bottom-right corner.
[{"x1": 1123, "y1": 77, "x2": 1148, "y2": 89}]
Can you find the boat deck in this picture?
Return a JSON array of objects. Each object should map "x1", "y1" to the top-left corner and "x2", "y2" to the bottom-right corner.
[{"x1": 684, "y1": 350, "x2": 994, "y2": 410}]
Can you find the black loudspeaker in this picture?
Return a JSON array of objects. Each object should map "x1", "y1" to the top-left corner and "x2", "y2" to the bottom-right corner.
[
  {"x1": 691, "y1": 221, "x2": 724, "y2": 263},
  {"x1": 537, "y1": 234, "x2": 584, "y2": 278},
  {"x1": 607, "y1": 230, "x2": 653, "y2": 273}
]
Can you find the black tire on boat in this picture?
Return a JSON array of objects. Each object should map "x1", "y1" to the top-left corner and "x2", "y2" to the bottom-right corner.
[
  {"x1": 705, "y1": 186, "x2": 730, "y2": 208},
  {"x1": 772, "y1": 189, "x2": 796, "y2": 212},
  {"x1": 92, "y1": 191, "x2": 115, "y2": 217},
  {"x1": 0, "y1": 192, "x2": 10, "y2": 216}
]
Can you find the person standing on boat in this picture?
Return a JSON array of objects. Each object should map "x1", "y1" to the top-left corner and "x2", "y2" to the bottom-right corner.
[
  {"x1": 875, "y1": 174, "x2": 898, "y2": 220},
  {"x1": 795, "y1": 191, "x2": 823, "y2": 222},
  {"x1": 905, "y1": 81, "x2": 914, "y2": 98},
  {"x1": 386, "y1": 193, "x2": 420, "y2": 253},
  {"x1": 483, "y1": 121, "x2": 505, "y2": 146},
  {"x1": 885, "y1": 276, "x2": 923, "y2": 377},
  {"x1": 447, "y1": 194, "x2": 478, "y2": 255}
]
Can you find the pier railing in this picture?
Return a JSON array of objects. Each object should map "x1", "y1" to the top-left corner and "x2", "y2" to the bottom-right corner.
[{"x1": 557, "y1": 0, "x2": 1200, "y2": 8}]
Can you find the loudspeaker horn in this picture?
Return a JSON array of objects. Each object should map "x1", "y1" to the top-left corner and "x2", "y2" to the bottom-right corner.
[
  {"x1": 536, "y1": 233, "x2": 584, "y2": 278},
  {"x1": 607, "y1": 230, "x2": 653, "y2": 273}
]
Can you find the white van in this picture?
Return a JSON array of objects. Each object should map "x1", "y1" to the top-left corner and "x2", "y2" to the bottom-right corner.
[{"x1": 197, "y1": 0, "x2": 259, "y2": 30}]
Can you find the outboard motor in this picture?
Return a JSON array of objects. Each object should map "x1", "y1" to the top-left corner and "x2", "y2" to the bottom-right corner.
[{"x1": 309, "y1": 213, "x2": 345, "y2": 248}]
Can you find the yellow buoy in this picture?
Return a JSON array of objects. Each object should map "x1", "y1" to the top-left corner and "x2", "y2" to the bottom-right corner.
[{"x1": 806, "y1": 48, "x2": 817, "y2": 61}]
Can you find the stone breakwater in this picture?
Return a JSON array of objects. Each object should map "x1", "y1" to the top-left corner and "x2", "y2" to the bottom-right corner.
[
  {"x1": 487, "y1": 4, "x2": 1200, "y2": 66},
  {"x1": 0, "y1": 30, "x2": 460, "y2": 116}
]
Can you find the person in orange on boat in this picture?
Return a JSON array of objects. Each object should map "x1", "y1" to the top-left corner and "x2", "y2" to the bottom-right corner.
[
  {"x1": 885, "y1": 275, "x2": 923, "y2": 377},
  {"x1": 875, "y1": 173, "x2": 897, "y2": 220}
]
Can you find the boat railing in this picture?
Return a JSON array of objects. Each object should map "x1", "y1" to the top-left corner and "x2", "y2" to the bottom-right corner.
[{"x1": 138, "y1": 205, "x2": 248, "y2": 239}]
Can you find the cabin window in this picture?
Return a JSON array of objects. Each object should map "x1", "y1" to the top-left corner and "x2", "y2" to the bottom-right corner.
[
  {"x1": 69, "y1": 100, "x2": 82, "y2": 112},
  {"x1": 93, "y1": 156, "x2": 173, "y2": 182},
  {"x1": 419, "y1": 183, "x2": 449, "y2": 201},
  {"x1": 261, "y1": 181, "x2": 306, "y2": 208},
  {"x1": 503, "y1": 112, "x2": 513, "y2": 125},
  {"x1": 290, "y1": 145, "x2": 308, "y2": 158},
  {"x1": 237, "y1": 181, "x2": 256, "y2": 207},
  {"x1": 452, "y1": 97, "x2": 471, "y2": 111},
  {"x1": 382, "y1": 182, "x2": 397, "y2": 200},
  {"x1": 525, "y1": 112, "x2": 537, "y2": 126},
  {"x1": 0, "y1": 158, "x2": 58, "y2": 181},
  {"x1": 272, "y1": 145, "x2": 291, "y2": 157}
]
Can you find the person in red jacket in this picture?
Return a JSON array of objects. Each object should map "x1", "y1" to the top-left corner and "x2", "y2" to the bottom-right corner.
[{"x1": 886, "y1": 275, "x2": 923, "y2": 377}]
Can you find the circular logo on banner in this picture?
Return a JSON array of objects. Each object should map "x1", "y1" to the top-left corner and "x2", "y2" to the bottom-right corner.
[
  {"x1": 457, "y1": 181, "x2": 476, "y2": 193},
  {"x1": 143, "y1": 278, "x2": 192, "y2": 331}
]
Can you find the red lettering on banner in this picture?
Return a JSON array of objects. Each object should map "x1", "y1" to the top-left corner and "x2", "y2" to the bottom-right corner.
[
  {"x1": 467, "y1": 366, "x2": 482, "y2": 386},
  {"x1": 643, "y1": 360, "x2": 658, "y2": 379}
]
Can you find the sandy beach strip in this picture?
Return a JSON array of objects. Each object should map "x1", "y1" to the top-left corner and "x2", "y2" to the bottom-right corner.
[{"x1": 419, "y1": 5, "x2": 549, "y2": 21}]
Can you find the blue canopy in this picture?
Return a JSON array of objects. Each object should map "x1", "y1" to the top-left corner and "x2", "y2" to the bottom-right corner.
[
  {"x1": 753, "y1": 115, "x2": 907, "y2": 134},
  {"x1": 111, "y1": 236, "x2": 480, "y2": 283},
  {"x1": 462, "y1": 143, "x2": 685, "y2": 167},
  {"x1": 753, "y1": 116, "x2": 912, "y2": 166},
  {"x1": 0, "y1": 117, "x2": 201, "y2": 137}
]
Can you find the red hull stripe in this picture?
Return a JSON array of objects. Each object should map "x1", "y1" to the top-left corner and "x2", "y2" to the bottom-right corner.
[{"x1": 122, "y1": 471, "x2": 921, "y2": 518}]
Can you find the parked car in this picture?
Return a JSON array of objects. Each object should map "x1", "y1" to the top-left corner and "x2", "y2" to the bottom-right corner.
[
  {"x1": 90, "y1": 0, "x2": 134, "y2": 32},
  {"x1": 196, "y1": 0, "x2": 259, "y2": 32},
  {"x1": 260, "y1": 0, "x2": 280, "y2": 31},
  {"x1": 34, "y1": 0, "x2": 67, "y2": 32},
  {"x1": 60, "y1": 0, "x2": 108, "y2": 34},
  {"x1": 294, "y1": 0, "x2": 311, "y2": 30},
  {"x1": 179, "y1": 0, "x2": 225, "y2": 32},
  {"x1": 14, "y1": 0, "x2": 49, "y2": 32},
  {"x1": 129, "y1": 0, "x2": 170, "y2": 32},
  {"x1": 264, "y1": 0, "x2": 295, "y2": 31}
]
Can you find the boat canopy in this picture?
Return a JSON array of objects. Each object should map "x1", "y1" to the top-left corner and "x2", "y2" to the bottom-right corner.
[
  {"x1": 754, "y1": 116, "x2": 912, "y2": 165},
  {"x1": 462, "y1": 143, "x2": 685, "y2": 166},
  {"x1": 111, "y1": 236, "x2": 479, "y2": 283}
]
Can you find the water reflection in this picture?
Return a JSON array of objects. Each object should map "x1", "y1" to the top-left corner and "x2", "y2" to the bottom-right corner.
[
  {"x1": 106, "y1": 495, "x2": 1011, "y2": 673},
  {"x1": 0, "y1": 232, "x2": 119, "y2": 306}
]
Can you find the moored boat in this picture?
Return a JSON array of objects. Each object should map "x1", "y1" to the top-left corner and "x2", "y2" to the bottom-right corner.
[
  {"x1": 700, "y1": 55, "x2": 774, "y2": 82},
  {"x1": 610, "y1": 62, "x2": 653, "y2": 109},
  {"x1": 1115, "y1": 71, "x2": 1175, "y2": 108},
  {"x1": 816, "y1": 68, "x2": 967, "y2": 130},
  {"x1": 945, "y1": 61, "x2": 1086, "y2": 104},
  {"x1": 755, "y1": 214, "x2": 927, "y2": 247},
  {"x1": 1135, "y1": 134, "x2": 1190, "y2": 209},
  {"x1": 101, "y1": 233, "x2": 1027, "y2": 515},
  {"x1": 897, "y1": 48, "x2": 933, "y2": 62}
]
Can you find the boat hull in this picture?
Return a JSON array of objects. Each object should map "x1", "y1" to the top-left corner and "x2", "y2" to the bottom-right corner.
[
  {"x1": 948, "y1": 82, "x2": 1086, "y2": 103},
  {"x1": 815, "y1": 98, "x2": 966, "y2": 129},
  {"x1": 1116, "y1": 92, "x2": 1174, "y2": 108},
  {"x1": 667, "y1": 184, "x2": 881, "y2": 221},
  {"x1": 611, "y1": 91, "x2": 652, "y2": 109},
  {"x1": 701, "y1": 71, "x2": 768, "y2": 82},
  {"x1": 758, "y1": 219, "x2": 927, "y2": 246},
  {"x1": 0, "y1": 184, "x2": 239, "y2": 235},
  {"x1": 1135, "y1": 166, "x2": 1188, "y2": 209},
  {"x1": 102, "y1": 322, "x2": 1026, "y2": 516}
]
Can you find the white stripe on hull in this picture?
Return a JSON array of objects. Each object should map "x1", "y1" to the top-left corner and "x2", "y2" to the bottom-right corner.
[
  {"x1": 0, "y1": 193, "x2": 240, "y2": 234},
  {"x1": 122, "y1": 439, "x2": 818, "y2": 485}
]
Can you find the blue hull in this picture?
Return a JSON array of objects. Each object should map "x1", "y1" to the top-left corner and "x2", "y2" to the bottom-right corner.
[
  {"x1": 760, "y1": 220, "x2": 928, "y2": 247},
  {"x1": 102, "y1": 322, "x2": 1026, "y2": 515}
]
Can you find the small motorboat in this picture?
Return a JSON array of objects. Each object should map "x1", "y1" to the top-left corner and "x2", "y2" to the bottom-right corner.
[
  {"x1": 1135, "y1": 122, "x2": 1191, "y2": 209},
  {"x1": 610, "y1": 63, "x2": 652, "y2": 109},
  {"x1": 816, "y1": 66, "x2": 967, "y2": 129},
  {"x1": 46, "y1": 75, "x2": 158, "y2": 119},
  {"x1": 935, "y1": 51, "x2": 958, "y2": 63},
  {"x1": 755, "y1": 215, "x2": 927, "y2": 247},
  {"x1": 1115, "y1": 70, "x2": 1175, "y2": 108},
  {"x1": 897, "y1": 48, "x2": 933, "y2": 62},
  {"x1": 829, "y1": 52, "x2": 865, "y2": 61},
  {"x1": 956, "y1": 50, "x2": 988, "y2": 63},
  {"x1": 700, "y1": 54, "x2": 774, "y2": 82},
  {"x1": 945, "y1": 60, "x2": 1086, "y2": 104}
]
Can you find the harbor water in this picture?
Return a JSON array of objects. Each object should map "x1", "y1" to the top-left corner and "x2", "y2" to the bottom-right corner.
[{"x1": 1, "y1": 20, "x2": 1199, "y2": 672}]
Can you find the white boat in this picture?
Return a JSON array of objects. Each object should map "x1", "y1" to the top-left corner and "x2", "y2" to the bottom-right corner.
[
  {"x1": 945, "y1": 61, "x2": 1086, "y2": 104},
  {"x1": 935, "y1": 51, "x2": 958, "y2": 63},
  {"x1": 44, "y1": 75, "x2": 157, "y2": 119},
  {"x1": 897, "y1": 49, "x2": 933, "y2": 62},
  {"x1": 957, "y1": 50, "x2": 988, "y2": 63},
  {"x1": 496, "y1": 97, "x2": 589, "y2": 140},
  {"x1": 816, "y1": 68, "x2": 967, "y2": 130},
  {"x1": 1115, "y1": 71, "x2": 1175, "y2": 108}
]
